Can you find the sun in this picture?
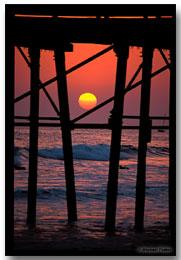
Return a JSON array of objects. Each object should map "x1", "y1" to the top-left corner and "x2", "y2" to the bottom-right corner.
[{"x1": 78, "y1": 93, "x2": 97, "y2": 110}]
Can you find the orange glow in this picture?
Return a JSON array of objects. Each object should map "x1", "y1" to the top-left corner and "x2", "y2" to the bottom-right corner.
[
  {"x1": 160, "y1": 16, "x2": 172, "y2": 18},
  {"x1": 57, "y1": 16, "x2": 97, "y2": 19},
  {"x1": 109, "y1": 16, "x2": 144, "y2": 19},
  {"x1": 58, "y1": 16, "x2": 144, "y2": 19},
  {"x1": 78, "y1": 93, "x2": 97, "y2": 110},
  {"x1": 15, "y1": 14, "x2": 53, "y2": 18},
  {"x1": 14, "y1": 15, "x2": 173, "y2": 19}
]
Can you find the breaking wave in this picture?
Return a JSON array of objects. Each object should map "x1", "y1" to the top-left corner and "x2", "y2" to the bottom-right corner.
[{"x1": 14, "y1": 144, "x2": 169, "y2": 163}]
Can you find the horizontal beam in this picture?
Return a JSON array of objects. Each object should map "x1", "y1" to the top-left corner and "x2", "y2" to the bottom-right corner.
[
  {"x1": 14, "y1": 115, "x2": 170, "y2": 120},
  {"x1": 7, "y1": 4, "x2": 175, "y2": 17},
  {"x1": 11, "y1": 14, "x2": 175, "y2": 50},
  {"x1": 14, "y1": 122, "x2": 169, "y2": 129}
]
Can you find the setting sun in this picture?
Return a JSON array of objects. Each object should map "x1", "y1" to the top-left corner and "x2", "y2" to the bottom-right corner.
[{"x1": 78, "y1": 93, "x2": 97, "y2": 110}]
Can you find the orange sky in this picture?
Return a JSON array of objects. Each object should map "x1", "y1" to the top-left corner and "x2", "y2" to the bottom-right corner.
[{"x1": 15, "y1": 44, "x2": 170, "y2": 125}]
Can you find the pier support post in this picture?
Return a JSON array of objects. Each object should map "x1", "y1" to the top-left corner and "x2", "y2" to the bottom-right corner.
[
  {"x1": 169, "y1": 47, "x2": 176, "y2": 247},
  {"x1": 135, "y1": 46, "x2": 153, "y2": 232},
  {"x1": 27, "y1": 46, "x2": 40, "y2": 227},
  {"x1": 54, "y1": 48, "x2": 77, "y2": 222},
  {"x1": 105, "y1": 44, "x2": 129, "y2": 232}
]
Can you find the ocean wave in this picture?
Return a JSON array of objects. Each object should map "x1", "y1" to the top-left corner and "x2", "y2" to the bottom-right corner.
[
  {"x1": 14, "y1": 144, "x2": 169, "y2": 163},
  {"x1": 38, "y1": 144, "x2": 136, "y2": 161}
]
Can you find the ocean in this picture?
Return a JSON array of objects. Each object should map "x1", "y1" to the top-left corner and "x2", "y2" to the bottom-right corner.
[{"x1": 14, "y1": 127, "x2": 169, "y2": 237}]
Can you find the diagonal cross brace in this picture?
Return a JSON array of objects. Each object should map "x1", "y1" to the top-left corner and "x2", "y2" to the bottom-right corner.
[
  {"x1": 17, "y1": 46, "x2": 60, "y2": 116},
  {"x1": 72, "y1": 63, "x2": 169, "y2": 123},
  {"x1": 158, "y1": 48, "x2": 171, "y2": 68},
  {"x1": 71, "y1": 62, "x2": 143, "y2": 124},
  {"x1": 14, "y1": 45, "x2": 114, "y2": 103},
  {"x1": 15, "y1": 47, "x2": 169, "y2": 124}
]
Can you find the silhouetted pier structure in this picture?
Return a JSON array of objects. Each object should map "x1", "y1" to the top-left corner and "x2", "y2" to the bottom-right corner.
[{"x1": 6, "y1": 5, "x2": 176, "y2": 250}]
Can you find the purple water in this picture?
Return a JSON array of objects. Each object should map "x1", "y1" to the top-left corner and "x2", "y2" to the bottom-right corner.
[{"x1": 14, "y1": 127, "x2": 169, "y2": 236}]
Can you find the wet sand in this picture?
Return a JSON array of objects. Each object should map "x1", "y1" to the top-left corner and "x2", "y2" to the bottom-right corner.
[{"x1": 14, "y1": 225, "x2": 173, "y2": 255}]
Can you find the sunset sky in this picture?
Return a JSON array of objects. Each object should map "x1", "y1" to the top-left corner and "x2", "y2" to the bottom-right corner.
[{"x1": 15, "y1": 44, "x2": 170, "y2": 125}]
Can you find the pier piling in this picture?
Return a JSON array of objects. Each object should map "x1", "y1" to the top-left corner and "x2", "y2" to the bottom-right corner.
[
  {"x1": 105, "y1": 44, "x2": 129, "y2": 232},
  {"x1": 135, "y1": 46, "x2": 153, "y2": 232},
  {"x1": 27, "y1": 46, "x2": 40, "y2": 227},
  {"x1": 54, "y1": 48, "x2": 77, "y2": 222}
]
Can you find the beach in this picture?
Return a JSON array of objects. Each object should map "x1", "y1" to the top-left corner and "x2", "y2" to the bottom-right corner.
[{"x1": 14, "y1": 225, "x2": 172, "y2": 255}]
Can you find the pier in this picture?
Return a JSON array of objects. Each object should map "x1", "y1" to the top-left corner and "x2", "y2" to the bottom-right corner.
[{"x1": 6, "y1": 4, "x2": 176, "y2": 254}]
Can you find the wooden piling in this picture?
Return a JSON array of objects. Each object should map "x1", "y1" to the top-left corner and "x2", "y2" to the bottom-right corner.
[
  {"x1": 135, "y1": 46, "x2": 153, "y2": 232},
  {"x1": 169, "y1": 46, "x2": 176, "y2": 249},
  {"x1": 105, "y1": 44, "x2": 129, "y2": 232},
  {"x1": 54, "y1": 48, "x2": 77, "y2": 222},
  {"x1": 27, "y1": 46, "x2": 40, "y2": 227}
]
